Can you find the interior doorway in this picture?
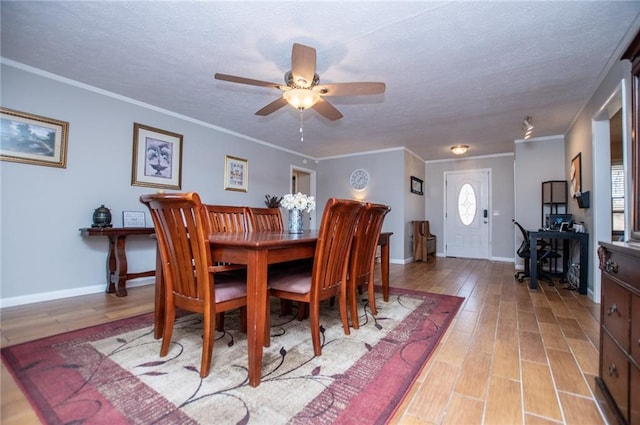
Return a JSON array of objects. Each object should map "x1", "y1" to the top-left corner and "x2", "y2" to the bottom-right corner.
[
  {"x1": 290, "y1": 165, "x2": 317, "y2": 230},
  {"x1": 444, "y1": 169, "x2": 491, "y2": 259}
]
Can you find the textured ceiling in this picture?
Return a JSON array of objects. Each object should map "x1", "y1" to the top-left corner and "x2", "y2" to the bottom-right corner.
[{"x1": 2, "y1": 1, "x2": 640, "y2": 161}]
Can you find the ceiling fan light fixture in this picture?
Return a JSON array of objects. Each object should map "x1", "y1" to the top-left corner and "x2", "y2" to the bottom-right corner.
[
  {"x1": 451, "y1": 144, "x2": 469, "y2": 155},
  {"x1": 522, "y1": 115, "x2": 534, "y2": 139},
  {"x1": 283, "y1": 88, "x2": 320, "y2": 109}
]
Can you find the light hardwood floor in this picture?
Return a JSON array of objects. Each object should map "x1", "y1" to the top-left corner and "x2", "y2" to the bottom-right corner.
[{"x1": 1, "y1": 258, "x2": 607, "y2": 424}]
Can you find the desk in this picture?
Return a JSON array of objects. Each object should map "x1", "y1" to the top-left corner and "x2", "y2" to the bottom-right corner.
[
  {"x1": 79, "y1": 227, "x2": 156, "y2": 297},
  {"x1": 529, "y1": 230, "x2": 589, "y2": 294}
]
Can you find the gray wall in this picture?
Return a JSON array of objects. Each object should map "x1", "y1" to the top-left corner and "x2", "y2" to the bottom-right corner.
[
  {"x1": 513, "y1": 136, "x2": 566, "y2": 268},
  {"x1": 0, "y1": 63, "x2": 313, "y2": 303},
  {"x1": 404, "y1": 150, "x2": 426, "y2": 261},
  {"x1": 564, "y1": 56, "x2": 634, "y2": 298},
  {"x1": 425, "y1": 154, "x2": 515, "y2": 261},
  {"x1": 316, "y1": 149, "x2": 406, "y2": 261}
]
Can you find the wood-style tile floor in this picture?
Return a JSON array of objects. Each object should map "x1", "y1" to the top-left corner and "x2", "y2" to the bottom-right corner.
[{"x1": 1, "y1": 258, "x2": 606, "y2": 424}]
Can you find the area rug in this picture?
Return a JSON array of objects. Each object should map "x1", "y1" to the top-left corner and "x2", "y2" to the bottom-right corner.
[{"x1": 2, "y1": 288, "x2": 463, "y2": 425}]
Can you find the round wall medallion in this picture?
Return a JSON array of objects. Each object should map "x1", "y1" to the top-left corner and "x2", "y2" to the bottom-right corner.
[{"x1": 350, "y1": 168, "x2": 370, "y2": 190}]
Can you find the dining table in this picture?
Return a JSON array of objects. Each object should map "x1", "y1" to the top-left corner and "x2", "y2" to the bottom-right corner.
[{"x1": 153, "y1": 229, "x2": 392, "y2": 387}]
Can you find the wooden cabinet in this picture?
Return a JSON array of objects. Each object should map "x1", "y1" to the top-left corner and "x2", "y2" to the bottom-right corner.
[{"x1": 597, "y1": 242, "x2": 640, "y2": 425}]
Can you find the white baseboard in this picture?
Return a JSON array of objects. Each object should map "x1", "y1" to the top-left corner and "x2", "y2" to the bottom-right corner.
[
  {"x1": 491, "y1": 256, "x2": 515, "y2": 263},
  {"x1": 0, "y1": 277, "x2": 156, "y2": 308}
]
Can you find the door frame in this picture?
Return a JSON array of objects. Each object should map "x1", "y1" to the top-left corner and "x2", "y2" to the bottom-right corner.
[
  {"x1": 290, "y1": 164, "x2": 317, "y2": 230},
  {"x1": 591, "y1": 79, "x2": 631, "y2": 302},
  {"x1": 443, "y1": 168, "x2": 492, "y2": 259}
]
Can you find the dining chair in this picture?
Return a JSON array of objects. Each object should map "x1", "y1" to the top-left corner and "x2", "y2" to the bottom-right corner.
[
  {"x1": 205, "y1": 204, "x2": 251, "y2": 233},
  {"x1": 347, "y1": 202, "x2": 391, "y2": 329},
  {"x1": 248, "y1": 207, "x2": 284, "y2": 231},
  {"x1": 269, "y1": 198, "x2": 364, "y2": 356},
  {"x1": 204, "y1": 204, "x2": 251, "y2": 331},
  {"x1": 140, "y1": 192, "x2": 248, "y2": 378}
]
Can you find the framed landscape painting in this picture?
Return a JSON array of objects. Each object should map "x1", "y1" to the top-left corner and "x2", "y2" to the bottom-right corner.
[
  {"x1": 131, "y1": 123, "x2": 183, "y2": 190},
  {"x1": 0, "y1": 107, "x2": 69, "y2": 168}
]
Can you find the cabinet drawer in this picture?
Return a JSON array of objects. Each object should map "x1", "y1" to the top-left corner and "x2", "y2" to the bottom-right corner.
[
  {"x1": 602, "y1": 331, "x2": 630, "y2": 422},
  {"x1": 603, "y1": 277, "x2": 631, "y2": 351},
  {"x1": 632, "y1": 293, "x2": 640, "y2": 365},
  {"x1": 601, "y1": 247, "x2": 640, "y2": 291}
]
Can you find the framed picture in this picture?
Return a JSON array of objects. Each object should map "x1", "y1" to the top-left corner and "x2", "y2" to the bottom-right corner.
[
  {"x1": 122, "y1": 211, "x2": 146, "y2": 228},
  {"x1": 131, "y1": 123, "x2": 183, "y2": 190},
  {"x1": 0, "y1": 107, "x2": 69, "y2": 168},
  {"x1": 570, "y1": 152, "x2": 582, "y2": 197},
  {"x1": 410, "y1": 176, "x2": 424, "y2": 195},
  {"x1": 224, "y1": 155, "x2": 248, "y2": 192}
]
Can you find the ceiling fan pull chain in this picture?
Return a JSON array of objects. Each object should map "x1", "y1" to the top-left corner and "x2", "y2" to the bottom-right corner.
[{"x1": 299, "y1": 107, "x2": 304, "y2": 142}]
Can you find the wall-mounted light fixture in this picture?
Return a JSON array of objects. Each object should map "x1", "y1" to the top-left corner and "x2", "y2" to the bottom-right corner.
[
  {"x1": 522, "y1": 115, "x2": 534, "y2": 139},
  {"x1": 450, "y1": 144, "x2": 469, "y2": 155}
]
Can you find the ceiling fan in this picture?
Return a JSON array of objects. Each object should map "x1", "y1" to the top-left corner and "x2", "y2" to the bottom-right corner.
[{"x1": 214, "y1": 43, "x2": 385, "y2": 121}]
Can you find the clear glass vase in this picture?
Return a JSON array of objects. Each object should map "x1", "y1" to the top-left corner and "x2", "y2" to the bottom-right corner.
[{"x1": 288, "y1": 209, "x2": 304, "y2": 233}]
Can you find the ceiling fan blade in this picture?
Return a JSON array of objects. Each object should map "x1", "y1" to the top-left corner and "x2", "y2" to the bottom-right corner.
[
  {"x1": 214, "y1": 73, "x2": 283, "y2": 90},
  {"x1": 255, "y1": 97, "x2": 289, "y2": 116},
  {"x1": 315, "y1": 82, "x2": 386, "y2": 96},
  {"x1": 312, "y1": 98, "x2": 343, "y2": 121},
  {"x1": 291, "y1": 43, "x2": 316, "y2": 88}
]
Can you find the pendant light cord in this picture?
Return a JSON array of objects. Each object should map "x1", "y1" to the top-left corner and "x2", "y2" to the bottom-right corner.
[{"x1": 299, "y1": 108, "x2": 304, "y2": 142}]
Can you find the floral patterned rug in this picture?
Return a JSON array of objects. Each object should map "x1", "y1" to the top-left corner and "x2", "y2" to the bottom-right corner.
[{"x1": 2, "y1": 288, "x2": 463, "y2": 424}]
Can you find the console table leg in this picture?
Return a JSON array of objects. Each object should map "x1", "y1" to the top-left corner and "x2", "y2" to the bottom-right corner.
[
  {"x1": 113, "y1": 235, "x2": 129, "y2": 297},
  {"x1": 106, "y1": 236, "x2": 117, "y2": 294}
]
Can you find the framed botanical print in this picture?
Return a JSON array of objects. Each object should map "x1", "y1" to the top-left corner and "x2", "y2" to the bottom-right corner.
[
  {"x1": 131, "y1": 123, "x2": 183, "y2": 190},
  {"x1": 224, "y1": 155, "x2": 248, "y2": 192}
]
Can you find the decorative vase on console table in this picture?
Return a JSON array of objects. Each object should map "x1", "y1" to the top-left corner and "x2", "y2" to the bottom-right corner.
[
  {"x1": 280, "y1": 192, "x2": 315, "y2": 234},
  {"x1": 288, "y1": 209, "x2": 304, "y2": 234}
]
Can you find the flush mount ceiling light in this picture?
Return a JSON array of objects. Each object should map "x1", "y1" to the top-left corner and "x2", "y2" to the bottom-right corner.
[
  {"x1": 451, "y1": 144, "x2": 469, "y2": 155},
  {"x1": 522, "y1": 115, "x2": 534, "y2": 139}
]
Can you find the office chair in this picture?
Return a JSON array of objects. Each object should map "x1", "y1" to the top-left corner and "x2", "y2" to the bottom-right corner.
[{"x1": 513, "y1": 220, "x2": 560, "y2": 285}]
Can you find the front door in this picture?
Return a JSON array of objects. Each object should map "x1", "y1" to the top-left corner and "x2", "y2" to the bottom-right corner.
[{"x1": 445, "y1": 169, "x2": 490, "y2": 259}]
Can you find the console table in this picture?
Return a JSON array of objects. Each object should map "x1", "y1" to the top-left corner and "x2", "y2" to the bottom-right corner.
[{"x1": 79, "y1": 227, "x2": 156, "y2": 297}]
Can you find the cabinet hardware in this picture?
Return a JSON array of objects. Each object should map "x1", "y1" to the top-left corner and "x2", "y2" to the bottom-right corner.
[
  {"x1": 607, "y1": 303, "x2": 618, "y2": 316},
  {"x1": 605, "y1": 260, "x2": 619, "y2": 274},
  {"x1": 608, "y1": 362, "x2": 618, "y2": 377}
]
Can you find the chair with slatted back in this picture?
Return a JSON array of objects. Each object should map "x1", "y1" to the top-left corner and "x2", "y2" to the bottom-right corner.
[
  {"x1": 268, "y1": 198, "x2": 364, "y2": 355},
  {"x1": 248, "y1": 207, "x2": 284, "y2": 231},
  {"x1": 140, "y1": 192, "x2": 247, "y2": 378},
  {"x1": 347, "y1": 202, "x2": 391, "y2": 329},
  {"x1": 205, "y1": 205, "x2": 250, "y2": 233},
  {"x1": 205, "y1": 204, "x2": 251, "y2": 331}
]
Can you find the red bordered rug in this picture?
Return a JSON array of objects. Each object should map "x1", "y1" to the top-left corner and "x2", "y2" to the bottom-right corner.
[{"x1": 2, "y1": 288, "x2": 463, "y2": 425}]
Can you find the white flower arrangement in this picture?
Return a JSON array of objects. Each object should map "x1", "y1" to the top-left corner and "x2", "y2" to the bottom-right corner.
[{"x1": 280, "y1": 192, "x2": 316, "y2": 213}]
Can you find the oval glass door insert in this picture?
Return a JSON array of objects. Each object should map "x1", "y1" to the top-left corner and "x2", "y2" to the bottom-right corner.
[{"x1": 457, "y1": 183, "x2": 477, "y2": 226}]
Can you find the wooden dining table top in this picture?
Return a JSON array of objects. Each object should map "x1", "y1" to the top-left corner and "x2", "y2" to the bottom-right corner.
[{"x1": 208, "y1": 230, "x2": 319, "y2": 246}]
